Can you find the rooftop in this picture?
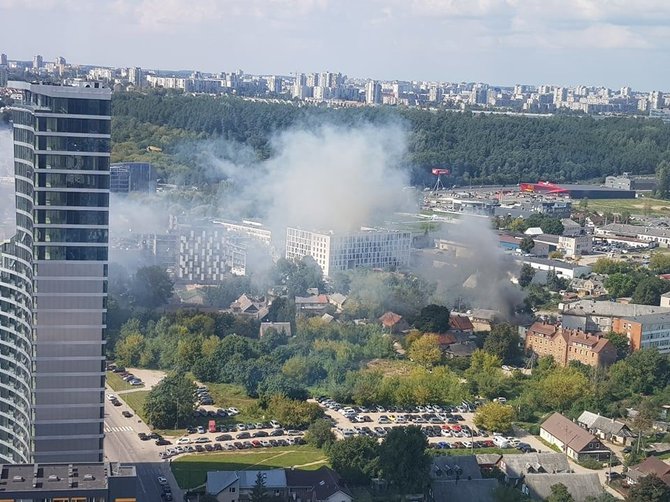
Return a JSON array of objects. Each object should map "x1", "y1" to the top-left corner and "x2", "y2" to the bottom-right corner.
[
  {"x1": 500, "y1": 452, "x2": 570, "y2": 479},
  {"x1": 523, "y1": 473, "x2": 604, "y2": 502},
  {"x1": 541, "y1": 413, "x2": 602, "y2": 453},
  {"x1": 0, "y1": 463, "x2": 128, "y2": 493},
  {"x1": 560, "y1": 299, "x2": 670, "y2": 318}
]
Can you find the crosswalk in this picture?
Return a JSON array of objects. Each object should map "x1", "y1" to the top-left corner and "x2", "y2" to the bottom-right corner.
[{"x1": 105, "y1": 424, "x2": 134, "y2": 433}]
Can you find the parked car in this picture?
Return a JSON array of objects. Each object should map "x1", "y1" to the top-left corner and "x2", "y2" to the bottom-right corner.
[{"x1": 122, "y1": 411, "x2": 133, "y2": 418}]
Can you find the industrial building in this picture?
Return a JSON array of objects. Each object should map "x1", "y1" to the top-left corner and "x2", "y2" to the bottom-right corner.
[
  {"x1": 7, "y1": 81, "x2": 110, "y2": 463},
  {"x1": 520, "y1": 181, "x2": 635, "y2": 199},
  {"x1": 286, "y1": 227, "x2": 412, "y2": 277}
]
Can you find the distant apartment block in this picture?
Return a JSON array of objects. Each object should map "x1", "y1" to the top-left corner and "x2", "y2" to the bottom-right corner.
[
  {"x1": 285, "y1": 227, "x2": 411, "y2": 277},
  {"x1": 559, "y1": 299, "x2": 670, "y2": 333},
  {"x1": 524, "y1": 322, "x2": 617, "y2": 367},
  {"x1": 177, "y1": 226, "x2": 246, "y2": 282},
  {"x1": 110, "y1": 162, "x2": 155, "y2": 192},
  {"x1": 213, "y1": 219, "x2": 272, "y2": 245}
]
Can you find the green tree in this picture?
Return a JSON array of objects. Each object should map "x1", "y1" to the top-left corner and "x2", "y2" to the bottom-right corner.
[
  {"x1": 656, "y1": 160, "x2": 670, "y2": 200},
  {"x1": 539, "y1": 366, "x2": 591, "y2": 412},
  {"x1": 650, "y1": 253, "x2": 670, "y2": 274},
  {"x1": 604, "y1": 331, "x2": 631, "y2": 360},
  {"x1": 518, "y1": 263, "x2": 536, "y2": 288},
  {"x1": 605, "y1": 273, "x2": 638, "y2": 298},
  {"x1": 407, "y1": 334, "x2": 443, "y2": 368},
  {"x1": 114, "y1": 332, "x2": 145, "y2": 367},
  {"x1": 144, "y1": 372, "x2": 196, "y2": 429},
  {"x1": 327, "y1": 436, "x2": 379, "y2": 485},
  {"x1": 378, "y1": 426, "x2": 430, "y2": 494},
  {"x1": 632, "y1": 276, "x2": 670, "y2": 305},
  {"x1": 250, "y1": 471, "x2": 268, "y2": 502},
  {"x1": 414, "y1": 304, "x2": 451, "y2": 333},
  {"x1": 483, "y1": 323, "x2": 521, "y2": 364},
  {"x1": 592, "y1": 258, "x2": 632, "y2": 275},
  {"x1": 520, "y1": 237, "x2": 535, "y2": 254},
  {"x1": 547, "y1": 483, "x2": 575, "y2": 502},
  {"x1": 627, "y1": 473, "x2": 670, "y2": 502},
  {"x1": 305, "y1": 418, "x2": 335, "y2": 448},
  {"x1": 130, "y1": 266, "x2": 174, "y2": 308},
  {"x1": 474, "y1": 402, "x2": 516, "y2": 432},
  {"x1": 266, "y1": 395, "x2": 322, "y2": 430},
  {"x1": 546, "y1": 270, "x2": 569, "y2": 292}
]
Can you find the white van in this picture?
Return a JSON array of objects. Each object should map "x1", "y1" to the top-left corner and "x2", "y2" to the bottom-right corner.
[{"x1": 493, "y1": 436, "x2": 510, "y2": 448}]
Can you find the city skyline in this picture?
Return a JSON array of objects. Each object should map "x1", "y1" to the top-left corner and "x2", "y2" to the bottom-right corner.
[{"x1": 1, "y1": 0, "x2": 670, "y2": 90}]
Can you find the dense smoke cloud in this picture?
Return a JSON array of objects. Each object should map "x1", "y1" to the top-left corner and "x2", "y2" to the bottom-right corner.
[
  {"x1": 414, "y1": 215, "x2": 524, "y2": 317},
  {"x1": 198, "y1": 123, "x2": 417, "y2": 235}
]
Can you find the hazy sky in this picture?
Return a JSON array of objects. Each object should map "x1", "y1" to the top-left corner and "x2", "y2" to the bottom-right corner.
[{"x1": 1, "y1": 0, "x2": 669, "y2": 90}]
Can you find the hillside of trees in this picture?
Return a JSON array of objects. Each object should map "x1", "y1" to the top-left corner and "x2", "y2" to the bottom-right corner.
[{"x1": 111, "y1": 91, "x2": 670, "y2": 186}]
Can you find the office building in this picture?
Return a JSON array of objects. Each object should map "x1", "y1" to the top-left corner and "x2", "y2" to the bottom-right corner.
[
  {"x1": 0, "y1": 53, "x2": 7, "y2": 66},
  {"x1": 0, "y1": 462, "x2": 136, "y2": 501},
  {"x1": 32, "y1": 55, "x2": 43, "y2": 70},
  {"x1": 285, "y1": 227, "x2": 411, "y2": 277},
  {"x1": 611, "y1": 312, "x2": 670, "y2": 353},
  {"x1": 109, "y1": 162, "x2": 154, "y2": 192},
  {"x1": 9, "y1": 80, "x2": 111, "y2": 463},
  {"x1": 127, "y1": 66, "x2": 142, "y2": 88}
]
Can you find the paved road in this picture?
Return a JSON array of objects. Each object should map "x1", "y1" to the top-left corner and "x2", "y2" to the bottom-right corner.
[{"x1": 104, "y1": 389, "x2": 183, "y2": 502}]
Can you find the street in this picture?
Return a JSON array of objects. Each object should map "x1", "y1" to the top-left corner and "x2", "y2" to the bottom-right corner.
[{"x1": 104, "y1": 388, "x2": 183, "y2": 502}]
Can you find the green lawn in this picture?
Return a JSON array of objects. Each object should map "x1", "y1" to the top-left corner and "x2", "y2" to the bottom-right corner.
[
  {"x1": 587, "y1": 197, "x2": 670, "y2": 216},
  {"x1": 171, "y1": 446, "x2": 328, "y2": 489},
  {"x1": 121, "y1": 390, "x2": 150, "y2": 423},
  {"x1": 106, "y1": 371, "x2": 145, "y2": 392}
]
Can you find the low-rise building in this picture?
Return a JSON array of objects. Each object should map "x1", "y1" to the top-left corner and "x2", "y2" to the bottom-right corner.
[
  {"x1": 429, "y1": 455, "x2": 497, "y2": 502},
  {"x1": 295, "y1": 294, "x2": 330, "y2": 315},
  {"x1": 559, "y1": 299, "x2": 670, "y2": 332},
  {"x1": 0, "y1": 462, "x2": 137, "y2": 501},
  {"x1": 532, "y1": 234, "x2": 592, "y2": 258},
  {"x1": 521, "y1": 473, "x2": 604, "y2": 501},
  {"x1": 626, "y1": 456, "x2": 670, "y2": 487},
  {"x1": 524, "y1": 322, "x2": 617, "y2": 367},
  {"x1": 517, "y1": 257, "x2": 592, "y2": 279},
  {"x1": 230, "y1": 294, "x2": 269, "y2": 320},
  {"x1": 498, "y1": 452, "x2": 570, "y2": 484},
  {"x1": 577, "y1": 411, "x2": 635, "y2": 446},
  {"x1": 540, "y1": 412, "x2": 611, "y2": 462},
  {"x1": 595, "y1": 223, "x2": 670, "y2": 247},
  {"x1": 259, "y1": 322, "x2": 292, "y2": 338},
  {"x1": 611, "y1": 312, "x2": 670, "y2": 353}
]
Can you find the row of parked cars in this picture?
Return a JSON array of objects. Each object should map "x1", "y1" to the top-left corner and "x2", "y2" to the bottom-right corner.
[
  {"x1": 108, "y1": 365, "x2": 144, "y2": 386},
  {"x1": 159, "y1": 436, "x2": 306, "y2": 459},
  {"x1": 317, "y1": 397, "x2": 478, "y2": 415},
  {"x1": 192, "y1": 406, "x2": 240, "y2": 419},
  {"x1": 194, "y1": 386, "x2": 213, "y2": 406}
]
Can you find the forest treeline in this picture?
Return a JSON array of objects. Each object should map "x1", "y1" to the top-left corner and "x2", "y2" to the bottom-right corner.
[{"x1": 111, "y1": 91, "x2": 670, "y2": 186}]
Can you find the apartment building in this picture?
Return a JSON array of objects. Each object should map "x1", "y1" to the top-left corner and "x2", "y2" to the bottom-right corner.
[
  {"x1": 524, "y1": 322, "x2": 617, "y2": 367},
  {"x1": 611, "y1": 312, "x2": 670, "y2": 353},
  {"x1": 9, "y1": 80, "x2": 111, "y2": 463},
  {"x1": 285, "y1": 227, "x2": 411, "y2": 277}
]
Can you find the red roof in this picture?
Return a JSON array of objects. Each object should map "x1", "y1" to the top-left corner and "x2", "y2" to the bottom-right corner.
[
  {"x1": 379, "y1": 311, "x2": 403, "y2": 328},
  {"x1": 450, "y1": 315, "x2": 474, "y2": 331}
]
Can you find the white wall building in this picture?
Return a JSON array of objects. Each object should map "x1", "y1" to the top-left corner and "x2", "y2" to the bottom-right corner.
[{"x1": 286, "y1": 227, "x2": 411, "y2": 277}]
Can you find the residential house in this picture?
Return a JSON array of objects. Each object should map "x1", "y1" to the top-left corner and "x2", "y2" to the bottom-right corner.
[
  {"x1": 449, "y1": 314, "x2": 474, "y2": 333},
  {"x1": 295, "y1": 294, "x2": 330, "y2": 316},
  {"x1": 611, "y1": 312, "x2": 670, "y2": 353},
  {"x1": 379, "y1": 311, "x2": 410, "y2": 334},
  {"x1": 524, "y1": 322, "x2": 618, "y2": 368},
  {"x1": 328, "y1": 293, "x2": 347, "y2": 313},
  {"x1": 540, "y1": 413, "x2": 611, "y2": 462},
  {"x1": 285, "y1": 466, "x2": 352, "y2": 502},
  {"x1": 569, "y1": 276, "x2": 607, "y2": 298},
  {"x1": 206, "y1": 470, "x2": 288, "y2": 501},
  {"x1": 561, "y1": 219, "x2": 582, "y2": 237},
  {"x1": 230, "y1": 294, "x2": 269, "y2": 320},
  {"x1": 259, "y1": 322, "x2": 292, "y2": 338},
  {"x1": 475, "y1": 453, "x2": 503, "y2": 473},
  {"x1": 498, "y1": 452, "x2": 570, "y2": 484},
  {"x1": 577, "y1": 411, "x2": 635, "y2": 446},
  {"x1": 469, "y1": 309, "x2": 498, "y2": 331},
  {"x1": 444, "y1": 341, "x2": 478, "y2": 358},
  {"x1": 521, "y1": 473, "x2": 604, "y2": 501},
  {"x1": 429, "y1": 455, "x2": 497, "y2": 502},
  {"x1": 626, "y1": 457, "x2": 670, "y2": 487}
]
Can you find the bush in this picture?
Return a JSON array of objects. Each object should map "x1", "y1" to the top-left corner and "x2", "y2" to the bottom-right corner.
[{"x1": 577, "y1": 457, "x2": 605, "y2": 470}]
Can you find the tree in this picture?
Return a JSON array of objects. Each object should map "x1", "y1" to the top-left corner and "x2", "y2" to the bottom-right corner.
[
  {"x1": 520, "y1": 237, "x2": 535, "y2": 254},
  {"x1": 605, "y1": 273, "x2": 638, "y2": 298},
  {"x1": 414, "y1": 304, "x2": 451, "y2": 333},
  {"x1": 144, "y1": 372, "x2": 196, "y2": 429},
  {"x1": 407, "y1": 334, "x2": 443, "y2": 368},
  {"x1": 546, "y1": 270, "x2": 569, "y2": 292},
  {"x1": 327, "y1": 436, "x2": 379, "y2": 485},
  {"x1": 656, "y1": 160, "x2": 670, "y2": 200},
  {"x1": 650, "y1": 253, "x2": 670, "y2": 274},
  {"x1": 305, "y1": 418, "x2": 335, "y2": 448},
  {"x1": 604, "y1": 331, "x2": 631, "y2": 360},
  {"x1": 266, "y1": 395, "x2": 323, "y2": 430},
  {"x1": 627, "y1": 473, "x2": 670, "y2": 502},
  {"x1": 129, "y1": 266, "x2": 174, "y2": 308},
  {"x1": 474, "y1": 402, "x2": 516, "y2": 432},
  {"x1": 538, "y1": 366, "x2": 590, "y2": 412},
  {"x1": 378, "y1": 426, "x2": 430, "y2": 494},
  {"x1": 547, "y1": 483, "x2": 575, "y2": 502},
  {"x1": 518, "y1": 264, "x2": 536, "y2": 288},
  {"x1": 632, "y1": 276, "x2": 670, "y2": 305},
  {"x1": 250, "y1": 472, "x2": 268, "y2": 502},
  {"x1": 114, "y1": 332, "x2": 145, "y2": 367},
  {"x1": 483, "y1": 323, "x2": 521, "y2": 364}
]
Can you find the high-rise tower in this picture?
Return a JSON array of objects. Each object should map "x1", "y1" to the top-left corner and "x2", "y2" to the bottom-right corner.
[{"x1": 8, "y1": 80, "x2": 111, "y2": 463}]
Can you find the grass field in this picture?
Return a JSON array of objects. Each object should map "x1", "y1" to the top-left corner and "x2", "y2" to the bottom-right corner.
[
  {"x1": 106, "y1": 371, "x2": 145, "y2": 392},
  {"x1": 587, "y1": 197, "x2": 670, "y2": 216},
  {"x1": 171, "y1": 446, "x2": 328, "y2": 489},
  {"x1": 121, "y1": 390, "x2": 150, "y2": 422}
]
